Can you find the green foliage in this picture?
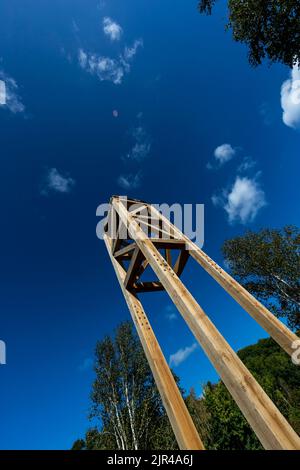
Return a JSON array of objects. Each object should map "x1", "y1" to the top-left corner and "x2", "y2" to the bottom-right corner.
[
  {"x1": 198, "y1": 0, "x2": 300, "y2": 67},
  {"x1": 186, "y1": 334, "x2": 300, "y2": 450},
  {"x1": 75, "y1": 321, "x2": 177, "y2": 450},
  {"x1": 72, "y1": 323, "x2": 300, "y2": 450},
  {"x1": 222, "y1": 226, "x2": 300, "y2": 329}
]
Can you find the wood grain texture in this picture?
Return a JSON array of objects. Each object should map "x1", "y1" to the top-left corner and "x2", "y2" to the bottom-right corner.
[
  {"x1": 104, "y1": 233, "x2": 204, "y2": 450},
  {"x1": 112, "y1": 198, "x2": 300, "y2": 450}
]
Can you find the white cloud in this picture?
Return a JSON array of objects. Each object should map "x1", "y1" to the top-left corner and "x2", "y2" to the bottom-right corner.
[
  {"x1": 214, "y1": 143, "x2": 235, "y2": 164},
  {"x1": 42, "y1": 168, "x2": 75, "y2": 195},
  {"x1": 238, "y1": 156, "x2": 256, "y2": 173},
  {"x1": 123, "y1": 39, "x2": 143, "y2": 61},
  {"x1": 78, "y1": 39, "x2": 142, "y2": 85},
  {"x1": 0, "y1": 80, "x2": 5, "y2": 105},
  {"x1": 165, "y1": 305, "x2": 177, "y2": 321},
  {"x1": 281, "y1": 64, "x2": 300, "y2": 129},
  {"x1": 213, "y1": 176, "x2": 266, "y2": 224},
  {"x1": 169, "y1": 343, "x2": 197, "y2": 367},
  {"x1": 103, "y1": 17, "x2": 123, "y2": 41},
  {"x1": 123, "y1": 126, "x2": 151, "y2": 162},
  {"x1": 78, "y1": 49, "x2": 124, "y2": 85},
  {"x1": 117, "y1": 173, "x2": 142, "y2": 190},
  {"x1": 0, "y1": 71, "x2": 25, "y2": 114}
]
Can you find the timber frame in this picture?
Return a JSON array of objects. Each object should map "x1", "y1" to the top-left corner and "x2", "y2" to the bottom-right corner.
[{"x1": 103, "y1": 195, "x2": 300, "y2": 450}]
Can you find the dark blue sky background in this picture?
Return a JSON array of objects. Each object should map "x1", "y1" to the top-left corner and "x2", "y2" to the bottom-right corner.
[{"x1": 0, "y1": 0, "x2": 299, "y2": 449}]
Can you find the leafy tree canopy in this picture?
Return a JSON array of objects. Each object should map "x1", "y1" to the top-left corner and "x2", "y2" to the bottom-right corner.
[
  {"x1": 222, "y1": 226, "x2": 300, "y2": 329},
  {"x1": 72, "y1": 324, "x2": 300, "y2": 450},
  {"x1": 75, "y1": 322, "x2": 177, "y2": 450},
  {"x1": 198, "y1": 1, "x2": 300, "y2": 67},
  {"x1": 199, "y1": 334, "x2": 300, "y2": 449}
]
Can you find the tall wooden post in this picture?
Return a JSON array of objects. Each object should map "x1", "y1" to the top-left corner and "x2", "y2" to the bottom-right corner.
[
  {"x1": 104, "y1": 234, "x2": 204, "y2": 450},
  {"x1": 104, "y1": 196, "x2": 300, "y2": 450}
]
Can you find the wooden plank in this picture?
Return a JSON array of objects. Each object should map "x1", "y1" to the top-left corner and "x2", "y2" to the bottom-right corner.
[
  {"x1": 113, "y1": 198, "x2": 300, "y2": 450},
  {"x1": 114, "y1": 243, "x2": 137, "y2": 260},
  {"x1": 148, "y1": 205, "x2": 299, "y2": 358},
  {"x1": 151, "y1": 239, "x2": 186, "y2": 250},
  {"x1": 124, "y1": 247, "x2": 145, "y2": 290},
  {"x1": 104, "y1": 233, "x2": 204, "y2": 450},
  {"x1": 174, "y1": 250, "x2": 190, "y2": 277},
  {"x1": 134, "y1": 258, "x2": 149, "y2": 281},
  {"x1": 134, "y1": 281, "x2": 165, "y2": 293}
]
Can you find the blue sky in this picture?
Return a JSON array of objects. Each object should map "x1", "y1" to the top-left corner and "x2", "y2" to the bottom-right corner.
[{"x1": 0, "y1": 0, "x2": 299, "y2": 450}]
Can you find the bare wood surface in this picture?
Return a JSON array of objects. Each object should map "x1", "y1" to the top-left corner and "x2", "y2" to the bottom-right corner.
[
  {"x1": 148, "y1": 204, "x2": 298, "y2": 357},
  {"x1": 113, "y1": 198, "x2": 300, "y2": 450},
  {"x1": 104, "y1": 233, "x2": 204, "y2": 450}
]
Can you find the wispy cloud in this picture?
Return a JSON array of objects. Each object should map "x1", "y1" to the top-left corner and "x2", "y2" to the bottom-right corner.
[
  {"x1": 0, "y1": 71, "x2": 25, "y2": 114},
  {"x1": 214, "y1": 143, "x2": 235, "y2": 164},
  {"x1": 212, "y1": 176, "x2": 266, "y2": 224},
  {"x1": 259, "y1": 102, "x2": 274, "y2": 126},
  {"x1": 117, "y1": 172, "x2": 142, "y2": 190},
  {"x1": 78, "y1": 39, "x2": 143, "y2": 85},
  {"x1": 123, "y1": 126, "x2": 151, "y2": 162},
  {"x1": 123, "y1": 39, "x2": 143, "y2": 61},
  {"x1": 207, "y1": 143, "x2": 236, "y2": 170},
  {"x1": 169, "y1": 343, "x2": 197, "y2": 367},
  {"x1": 79, "y1": 50, "x2": 125, "y2": 85},
  {"x1": 165, "y1": 305, "x2": 177, "y2": 321},
  {"x1": 237, "y1": 156, "x2": 256, "y2": 173},
  {"x1": 103, "y1": 17, "x2": 123, "y2": 41},
  {"x1": 281, "y1": 64, "x2": 300, "y2": 129},
  {"x1": 42, "y1": 168, "x2": 75, "y2": 195}
]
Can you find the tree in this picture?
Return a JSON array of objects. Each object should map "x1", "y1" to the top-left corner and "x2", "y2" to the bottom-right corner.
[
  {"x1": 222, "y1": 226, "x2": 300, "y2": 329},
  {"x1": 72, "y1": 322, "x2": 300, "y2": 450},
  {"x1": 185, "y1": 334, "x2": 300, "y2": 450},
  {"x1": 79, "y1": 321, "x2": 177, "y2": 450},
  {"x1": 185, "y1": 387, "x2": 211, "y2": 446},
  {"x1": 198, "y1": 1, "x2": 300, "y2": 67}
]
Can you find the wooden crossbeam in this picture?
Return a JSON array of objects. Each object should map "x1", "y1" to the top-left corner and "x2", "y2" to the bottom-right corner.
[
  {"x1": 151, "y1": 239, "x2": 186, "y2": 249},
  {"x1": 114, "y1": 243, "x2": 137, "y2": 260},
  {"x1": 134, "y1": 258, "x2": 149, "y2": 281},
  {"x1": 134, "y1": 281, "x2": 165, "y2": 293}
]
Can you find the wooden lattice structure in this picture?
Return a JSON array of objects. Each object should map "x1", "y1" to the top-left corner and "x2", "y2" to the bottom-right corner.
[{"x1": 104, "y1": 196, "x2": 300, "y2": 450}]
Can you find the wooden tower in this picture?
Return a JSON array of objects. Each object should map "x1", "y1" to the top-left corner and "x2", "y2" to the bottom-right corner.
[{"x1": 104, "y1": 196, "x2": 300, "y2": 450}]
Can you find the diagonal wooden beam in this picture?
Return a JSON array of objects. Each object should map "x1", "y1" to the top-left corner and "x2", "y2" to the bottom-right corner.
[
  {"x1": 114, "y1": 243, "x2": 137, "y2": 260},
  {"x1": 151, "y1": 239, "x2": 186, "y2": 249},
  {"x1": 148, "y1": 204, "x2": 299, "y2": 358},
  {"x1": 134, "y1": 258, "x2": 149, "y2": 281},
  {"x1": 104, "y1": 233, "x2": 204, "y2": 450},
  {"x1": 124, "y1": 246, "x2": 145, "y2": 291},
  {"x1": 174, "y1": 249, "x2": 190, "y2": 277}
]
